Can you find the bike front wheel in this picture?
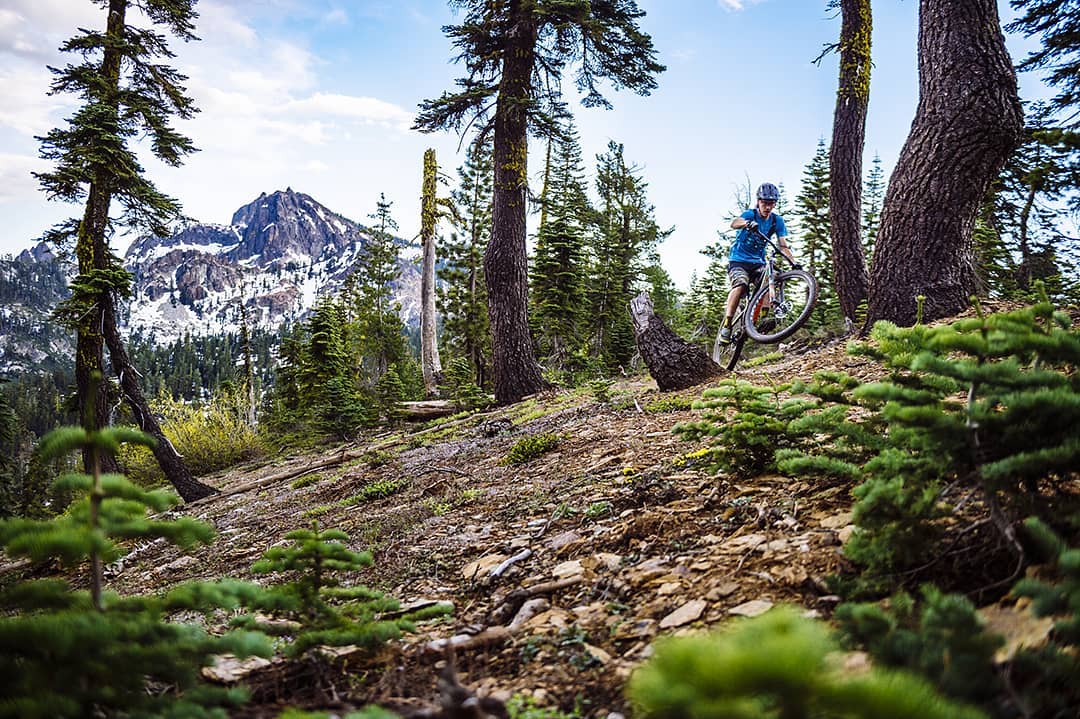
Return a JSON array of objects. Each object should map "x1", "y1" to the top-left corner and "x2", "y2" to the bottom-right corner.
[{"x1": 744, "y1": 270, "x2": 818, "y2": 343}]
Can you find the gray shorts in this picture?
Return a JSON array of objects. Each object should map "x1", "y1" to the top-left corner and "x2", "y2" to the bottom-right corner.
[{"x1": 728, "y1": 261, "x2": 765, "y2": 289}]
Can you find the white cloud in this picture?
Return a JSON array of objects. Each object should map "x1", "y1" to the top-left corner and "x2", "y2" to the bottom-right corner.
[
  {"x1": 718, "y1": 0, "x2": 766, "y2": 10},
  {"x1": 0, "y1": 152, "x2": 43, "y2": 201},
  {"x1": 285, "y1": 93, "x2": 413, "y2": 130}
]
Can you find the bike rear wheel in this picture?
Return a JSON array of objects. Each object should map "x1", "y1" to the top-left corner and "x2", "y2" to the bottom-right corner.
[{"x1": 744, "y1": 269, "x2": 818, "y2": 343}]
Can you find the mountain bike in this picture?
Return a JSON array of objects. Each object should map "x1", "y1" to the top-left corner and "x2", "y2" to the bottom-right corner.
[{"x1": 712, "y1": 228, "x2": 819, "y2": 371}]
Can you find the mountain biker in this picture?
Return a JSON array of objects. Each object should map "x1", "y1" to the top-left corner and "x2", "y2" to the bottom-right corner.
[{"x1": 718, "y1": 182, "x2": 798, "y2": 344}]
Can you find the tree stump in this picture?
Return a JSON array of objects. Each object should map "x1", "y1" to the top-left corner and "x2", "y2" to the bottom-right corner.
[{"x1": 629, "y1": 292, "x2": 721, "y2": 391}]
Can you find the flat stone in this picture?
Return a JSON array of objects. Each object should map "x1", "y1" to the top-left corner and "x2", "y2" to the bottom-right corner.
[
  {"x1": 659, "y1": 599, "x2": 708, "y2": 629},
  {"x1": 728, "y1": 599, "x2": 774, "y2": 617}
]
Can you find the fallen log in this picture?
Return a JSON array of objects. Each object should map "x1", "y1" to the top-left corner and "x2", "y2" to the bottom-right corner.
[
  {"x1": 400, "y1": 400, "x2": 460, "y2": 420},
  {"x1": 630, "y1": 292, "x2": 721, "y2": 390}
]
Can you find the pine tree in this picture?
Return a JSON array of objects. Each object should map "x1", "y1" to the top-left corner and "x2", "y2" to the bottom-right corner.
[
  {"x1": 34, "y1": 0, "x2": 215, "y2": 501},
  {"x1": 415, "y1": 0, "x2": 664, "y2": 403},
  {"x1": 531, "y1": 122, "x2": 592, "y2": 372},
  {"x1": 346, "y1": 195, "x2": 410, "y2": 383},
  {"x1": 304, "y1": 297, "x2": 370, "y2": 437},
  {"x1": 824, "y1": 0, "x2": 873, "y2": 322},
  {"x1": 862, "y1": 153, "x2": 885, "y2": 258},
  {"x1": 420, "y1": 149, "x2": 445, "y2": 398},
  {"x1": 589, "y1": 141, "x2": 671, "y2": 371},
  {"x1": 793, "y1": 139, "x2": 840, "y2": 329},
  {"x1": 440, "y1": 137, "x2": 494, "y2": 389},
  {"x1": 1007, "y1": 0, "x2": 1080, "y2": 129},
  {"x1": 236, "y1": 524, "x2": 449, "y2": 662},
  {"x1": 779, "y1": 294, "x2": 1080, "y2": 589},
  {"x1": 0, "y1": 412, "x2": 271, "y2": 717},
  {"x1": 866, "y1": 0, "x2": 1022, "y2": 326}
]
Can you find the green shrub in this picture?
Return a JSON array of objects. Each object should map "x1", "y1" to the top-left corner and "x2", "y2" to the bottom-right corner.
[
  {"x1": 441, "y1": 357, "x2": 490, "y2": 410},
  {"x1": 627, "y1": 606, "x2": 986, "y2": 719},
  {"x1": 118, "y1": 389, "x2": 263, "y2": 486},
  {"x1": 504, "y1": 433, "x2": 561, "y2": 465},
  {"x1": 835, "y1": 586, "x2": 1003, "y2": 705},
  {"x1": 780, "y1": 297, "x2": 1080, "y2": 588},
  {"x1": 643, "y1": 395, "x2": 693, "y2": 413},
  {"x1": 674, "y1": 379, "x2": 812, "y2": 479},
  {"x1": 236, "y1": 524, "x2": 451, "y2": 658}
]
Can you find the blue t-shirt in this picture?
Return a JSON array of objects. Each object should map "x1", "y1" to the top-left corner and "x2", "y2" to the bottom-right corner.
[{"x1": 729, "y1": 209, "x2": 788, "y2": 264}]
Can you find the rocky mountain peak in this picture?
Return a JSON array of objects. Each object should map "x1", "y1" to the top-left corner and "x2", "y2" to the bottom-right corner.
[{"x1": 227, "y1": 188, "x2": 362, "y2": 263}]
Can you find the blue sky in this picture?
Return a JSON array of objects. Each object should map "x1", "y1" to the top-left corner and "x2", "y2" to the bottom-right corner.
[{"x1": 0, "y1": 0, "x2": 1052, "y2": 289}]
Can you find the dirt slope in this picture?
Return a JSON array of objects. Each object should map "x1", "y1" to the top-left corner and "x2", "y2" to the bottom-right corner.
[{"x1": 103, "y1": 338, "x2": 886, "y2": 717}]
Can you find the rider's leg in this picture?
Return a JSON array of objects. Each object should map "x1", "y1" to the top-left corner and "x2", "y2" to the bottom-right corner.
[
  {"x1": 722, "y1": 284, "x2": 744, "y2": 327},
  {"x1": 724, "y1": 264, "x2": 752, "y2": 328}
]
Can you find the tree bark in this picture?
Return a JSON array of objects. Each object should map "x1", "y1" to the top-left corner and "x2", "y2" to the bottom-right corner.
[
  {"x1": 486, "y1": 0, "x2": 546, "y2": 404},
  {"x1": 75, "y1": 0, "x2": 128, "y2": 476},
  {"x1": 829, "y1": 0, "x2": 872, "y2": 324},
  {"x1": 630, "y1": 293, "x2": 720, "y2": 391},
  {"x1": 420, "y1": 149, "x2": 443, "y2": 398},
  {"x1": 866, "y1": 0, "x2": 1023, "y2": 327},
  {"x1": 102, "y1": 292, "x2": 218, "y2": 502}
]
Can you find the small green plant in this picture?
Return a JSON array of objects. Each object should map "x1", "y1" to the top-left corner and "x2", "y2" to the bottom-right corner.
[
  {"x1": 236, "y1": 524, "x2": 451, "y2": 659},
  {"x1": 507, "y1": 694, "x2": 581, "y2": 719},
  {"x1": 628, "y1": 607, "x2": 986, "y2": 719},
  {"x1": 779, "y1": 296, "x2": 1080, "y2": 588},
  {"x1": 424, "y1": 498, "x2": 452, "y2": 516},
  {"x1": 348, "y1": 478, "x2": 408, "y2": 502},
  {"x1": 583, "y1": 501, "x2": 613, "y2": 522},
  {"x1": 643, "y1": 395, "x2": 693, "y2": 413},
  {"x1": 504, "y1": 433, "x2": 561, "y2": 465},
  {"x1": 675, "y1": 378, "x2": 810, "y2": 479},
  {"x1": 362, "y1": 449, "x2": 397, "y2": 467},
  {"x1": 587, "y1": 378, "x2": 616, "y2": 404},
  {"x1": 0, "y1": 417, "x2": 271, "y2": 717},
  {"x1": 291, "y1": 472, "x2": 326, "y2": 490},
  {"x1": 302, "y1": 504, "x2": 335, "y2": 519},
  {"x1": 441, "y1": 357, "x2": 490, "y2": 410},
  {"x1": 835, "y1": 586, "x2": 1003, "y2": 705},
  {"x1": 745, "y1": 351, "x2": 784, "y2": 367}
]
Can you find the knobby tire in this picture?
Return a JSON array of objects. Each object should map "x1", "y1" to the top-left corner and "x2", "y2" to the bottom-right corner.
[{"x1": 744, "y1": 269, "x2": 818, "y2": 343}]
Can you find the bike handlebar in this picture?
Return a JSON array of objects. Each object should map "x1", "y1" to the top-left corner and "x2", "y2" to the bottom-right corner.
[{"x1": 746, "y1": 225, "x2": 801, "y2": 270}]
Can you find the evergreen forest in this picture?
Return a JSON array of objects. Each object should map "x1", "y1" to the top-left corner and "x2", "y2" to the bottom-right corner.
[{"x1": 1, "y1": 1, "x2": 1079, "y2": 718}]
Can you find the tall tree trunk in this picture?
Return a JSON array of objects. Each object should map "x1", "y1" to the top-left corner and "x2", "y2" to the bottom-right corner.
[
  {"x1": 486, "y1": 0, "x2": 545, "y2": 404},
  {"x1": 75, "y1": 0, "x2": 128, "y2": 475},
  {"x1": 866, "y1": 0, "x2": 1023, "y2": 327},
  {"x1": 420, "y1": 148, "x2": 443, "y2": 398},
  {"x1": 829, "y1": 0, "x2": 872, "y2": 325},
  {"x1": 101, "y1": 292, "x2": 217, "y2": 502}
]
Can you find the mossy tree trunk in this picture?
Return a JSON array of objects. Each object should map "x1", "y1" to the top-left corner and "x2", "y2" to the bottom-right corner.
[
  {"x1": 866, "y1": 0, "x2": 1023, "y2": 326},
  {"x1": 420, "y1": 148, "x2": 443, "y2": 398},
  {"x1": 73, "y1": 0, "x2": 127, "y2": 476},
  {"x1": 829, "y1": 0, "x2": 872, "y2": 325}
]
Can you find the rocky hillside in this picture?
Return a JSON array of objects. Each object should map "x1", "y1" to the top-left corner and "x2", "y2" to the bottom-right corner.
[{"x1": 95, "y1": 342, "x2": 880, "y2": 717}]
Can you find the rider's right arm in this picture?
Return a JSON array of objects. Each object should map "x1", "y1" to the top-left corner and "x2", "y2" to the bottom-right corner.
[{"x1": 730, "y1": 210, "x2": 753, "y2": 230}]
